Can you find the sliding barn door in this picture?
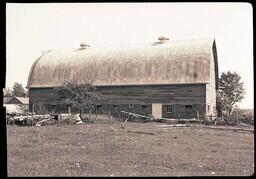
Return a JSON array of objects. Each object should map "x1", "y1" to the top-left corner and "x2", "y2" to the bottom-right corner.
[{"x1": 152, "y1": 103, "x2": 162, "y2": 119}]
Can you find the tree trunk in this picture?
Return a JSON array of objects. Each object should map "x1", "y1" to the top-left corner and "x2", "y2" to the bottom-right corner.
[{"x1": 228, "y1": 107, "x2": 233, "y2": 117}]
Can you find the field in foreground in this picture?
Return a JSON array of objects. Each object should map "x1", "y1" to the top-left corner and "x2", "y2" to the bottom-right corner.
[{"x1": 7, "y1": 123, "x2": 254, "y2": 176}]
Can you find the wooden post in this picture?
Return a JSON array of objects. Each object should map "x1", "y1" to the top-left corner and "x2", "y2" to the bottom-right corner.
[
  {"x1": 32, "y1": 103, "x2": 35, "y2": 119},
  {"x1": 197, "y1": 111, "x2": 200, "y2": 121},
  {"x1": 177, "y1": 113, "x2": 181, "y2": 123},
  {"x1": 109, "y1": 111, "x2": 112, "y2": 123},
  {"x1": 88, "y1": 108, "x2": 91, "y2": 122},
  {"x1": 68, "y1": 105, "x2": 71, "y2": 121}
]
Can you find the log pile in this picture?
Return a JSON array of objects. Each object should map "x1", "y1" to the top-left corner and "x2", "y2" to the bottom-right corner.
[
  {"x1": 6, "y1": 113, "x2": 83, "y2": 126},
  {"x1": 120, "y1": 111, "x2": 155, "y2": 122}
]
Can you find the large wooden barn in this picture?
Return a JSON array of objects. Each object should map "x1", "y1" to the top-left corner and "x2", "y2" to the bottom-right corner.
[{"x1": 26, "y1": 38, "x2": 219, "y2": 119}]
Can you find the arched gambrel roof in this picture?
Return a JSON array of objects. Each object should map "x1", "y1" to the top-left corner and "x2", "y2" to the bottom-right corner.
[{"x1": 27, "y1": 38, "x2": 219, "y2": 89}]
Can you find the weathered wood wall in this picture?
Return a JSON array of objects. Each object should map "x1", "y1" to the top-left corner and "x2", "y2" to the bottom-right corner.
[{"x1": 29, "y1": 83, "x2": 208, "y2": 118}]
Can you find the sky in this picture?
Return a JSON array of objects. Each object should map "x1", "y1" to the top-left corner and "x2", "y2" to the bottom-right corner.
[{"x1": 6, "y1": 3, "x2": 253, "y2": 109}]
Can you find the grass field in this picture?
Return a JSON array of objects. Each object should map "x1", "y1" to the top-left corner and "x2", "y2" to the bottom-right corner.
[{"x1": 7, "y1": 122, "x2": 254, "y2": 176}]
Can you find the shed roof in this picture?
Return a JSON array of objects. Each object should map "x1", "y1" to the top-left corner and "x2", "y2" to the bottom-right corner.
[
  {"x1": 7, "y1": 96, "x2": 29, "y2": 105},
  {"x1": 16, "y1": 97, "x2": 29, "y2": 105},
  {"x1": 27, "y1": 38, "x2": 218, "y2": 88}
]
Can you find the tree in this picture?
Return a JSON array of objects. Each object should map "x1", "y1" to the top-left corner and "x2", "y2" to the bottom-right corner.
[
  {"x1": 3, "y1": 87, "x2": 13, "y2": 97},
  {"x1": 12, "y1": 82, "x2": 26, "y2": 97},
  {"x1": 56, "y1": 80, "x2": 101, "y2": 117},
  {"x1": 217, "y1": 71, "x2": 245, "y2": 117}
]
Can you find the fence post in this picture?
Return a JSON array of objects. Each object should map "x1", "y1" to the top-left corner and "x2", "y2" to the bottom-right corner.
[
  {"x1": 32, "y1": 103, "x2": 35, "y2": 120},
  {"x1": 177, "y1": 113, "x2": 181, "y2": 123}
]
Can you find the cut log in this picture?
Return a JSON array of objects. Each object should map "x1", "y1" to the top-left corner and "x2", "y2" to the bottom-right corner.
[
  {"x1": 158, "y1": 124, "x2": 254, "y2": 132},
  {"x1": 158, "y1": 118, "x2": 199, "y2": 123},
  {"x1": 36, "y1": 118, "x2": 51, "y2": 124},
  {"x1": 127, "y1": 130, "x2": 155, "y2": 135},
  {"x1": 196, "y1": 125, "x2": 254, "y2": 132},
  {"x1": 120, "y1": 111, "x2": 153, "y2": 120},
  {"x1": 158, "y1": 124, "x2": 193, "y2": 127}
]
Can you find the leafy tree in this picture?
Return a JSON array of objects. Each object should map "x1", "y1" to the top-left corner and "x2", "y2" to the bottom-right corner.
[
  {"x1": 56, "y1": 80, "x2": 101, "y2": 116},
  {"x1": 217, "y1": 71, "x2": 245, "y2": 117},
  {"x1": 3, "y1": 87, "x2": 13, "y2": 97},
  {"x1": 12, "y1": 82, "x2": 26, "y2": 97}
]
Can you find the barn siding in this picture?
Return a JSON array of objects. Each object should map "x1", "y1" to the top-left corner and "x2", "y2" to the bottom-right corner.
[
  {"x1": 29, "y1": 83, "x2": 207, "y2": 118},
  {"x1": 162, "y1": 104, "x2": 206, "y2": 119}
]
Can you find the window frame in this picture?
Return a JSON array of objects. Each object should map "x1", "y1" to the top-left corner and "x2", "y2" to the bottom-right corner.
[
  {"x1": 113, "y1": 105, "x2": 119, "y2": 112},
  {"x1": 141, "y1": 105, "x2": 148, "y2": 113},
  {"x1": 185, "y1": 105, "x2": 193, "y2": 110},
  {"x1": 166, "y1": 105, "x2": 173, "y2": 113},
  {"x1": 96, "y1": 105, "x2": 103, "y2": 111}
]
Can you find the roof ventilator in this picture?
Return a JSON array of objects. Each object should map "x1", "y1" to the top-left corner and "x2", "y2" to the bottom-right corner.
[
  {"x1": 152, "y1": 36, "x2": 170, "y2": 46},
  {"x1": 80, "y1": 42, "x2": 90, "y2": 49}
]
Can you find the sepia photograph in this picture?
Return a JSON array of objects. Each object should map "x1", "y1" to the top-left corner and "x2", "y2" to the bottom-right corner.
[{"x1": 3, "y1": 2, "x2": 254, "y2": 177}]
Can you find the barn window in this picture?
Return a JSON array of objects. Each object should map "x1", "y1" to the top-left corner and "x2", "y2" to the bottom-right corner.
[
  {"x1": 185, "y1": 105, "x2": 192, "y2": 110},
  {"x1": 51, "y1": 104, "x2": 56, "y2": 111},
  {"x1": 166, "y1": 105, "x2": 173, "y2": 113},
  {"x1": 141, "y1": 105, "x2": 148, "y2": 113},
  {"x1": 96, "y1": 105, "x2": 102, "y2": 111},
  {"x1": 113, "y1": 105, "x2": 118, "y2": 112}
]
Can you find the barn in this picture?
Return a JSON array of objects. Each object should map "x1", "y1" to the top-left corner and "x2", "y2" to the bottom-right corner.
[{"x1": 26, "y1": 37, "x2": 219, "y2": 119}]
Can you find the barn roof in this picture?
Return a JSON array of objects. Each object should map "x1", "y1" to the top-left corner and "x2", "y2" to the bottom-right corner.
[{"x1": 27, "y1": 38, "x2": 218, "y2": 88}]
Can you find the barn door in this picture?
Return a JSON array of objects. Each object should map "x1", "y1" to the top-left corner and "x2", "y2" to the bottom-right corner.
[{"x1": 152, "y1": 103, "x2": 162, "y2": 119}]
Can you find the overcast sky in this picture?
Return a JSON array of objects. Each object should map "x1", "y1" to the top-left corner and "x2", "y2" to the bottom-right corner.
[{"x1": 6, "y1": 3, "x2": 253, "y2": 108}]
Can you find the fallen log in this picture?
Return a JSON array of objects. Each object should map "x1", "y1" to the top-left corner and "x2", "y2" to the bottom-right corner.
[
  {"x1": 158, "y1": 124, "x2": 254, "y2": 132},
  {"x1": 196, "y1": 125, "x2": 254, "y2": 133},
  {"x1": 158, "y1": 118, "x2": 200, "y2": 123},
  {"x1": 120, "y1": 111, "x2": 154, "y2": 120},
  {"x1": 127, "y1": 130, "x2": 155, "y2": 135},
  {"x1": 36, "y1": 118, "x2": 51, "y2": 124},
  {"x1": 33, "y1": 115, "x2": 51, "y2": 118},
  {"x1": 158, "y1": 124, "x2": 194, "y2": 127}
]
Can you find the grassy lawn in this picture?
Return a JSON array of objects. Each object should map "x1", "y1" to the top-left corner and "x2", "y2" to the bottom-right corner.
[{"x1": 7, "y1": 123, "x2": 254, "y2": 176}]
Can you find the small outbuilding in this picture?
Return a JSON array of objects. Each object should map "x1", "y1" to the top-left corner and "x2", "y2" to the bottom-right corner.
[{"x1": 5, "y1": 96, "x2": 29, "y2": 114}]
